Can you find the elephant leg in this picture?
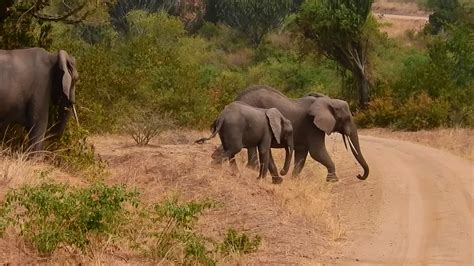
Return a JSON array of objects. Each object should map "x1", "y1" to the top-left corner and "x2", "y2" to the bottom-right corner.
[
  {"x1": 246, "y1": 147, "x2": 259, "y2": 170},
  {"x1": 292, "y1": 149, "x2": 308, "y2": 177},
  {"x1": 221, "y1": 146, "x2": 241, "y2": 175},
  {"x1": 268, "y1": 151, "x2": 283, "y2": 184},
  {"x1": 308, "y1": 144, "x2": 337, "y2": 182},
  {"x1": 228, "y1": 154, "x2": 239, "y2": 175},
  {"x1": 27, "y1": 120, "x2": 47, "y2": 152},
  {"x1": 257, "y1": 146, "x2": 270, "y2": 180}
]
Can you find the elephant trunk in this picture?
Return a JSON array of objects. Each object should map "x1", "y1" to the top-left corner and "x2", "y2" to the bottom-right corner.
[
  {"x1": 49, "y1": 103, "x2": 72, "y2": 140},
  {"x1": 347, "y1": 124, "x2": 369, "y2": 180},
  {"x1": 280, "y1": 137, "x2": 294, "y2": 176}
]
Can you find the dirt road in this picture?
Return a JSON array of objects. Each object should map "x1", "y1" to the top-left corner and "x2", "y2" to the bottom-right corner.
[
  {"x1": 373, "y1": 13, "x2": 429, "y2": 21},
  {"x1": 332, "y1": 135, "x2": 473, "y2": 265}
]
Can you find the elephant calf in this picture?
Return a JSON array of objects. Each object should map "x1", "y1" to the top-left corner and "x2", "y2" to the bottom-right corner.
[{"x1": 196, "y1": 101, "x2": 294, "y2": 184}]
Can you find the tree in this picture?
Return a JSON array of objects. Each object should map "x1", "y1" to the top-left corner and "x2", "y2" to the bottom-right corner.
[
  {"x1": 294, "y1": 0, "x2": 374, "y2": 108},
  {"x1": 0, "y1": 0, "x2": 110, "y2": 49},
  {"x1": 215, "y1": 0, "x2": 294, "y2": 46},
  {"x1": 424, "y1": 0, "x2": 474, "y2": 88}
]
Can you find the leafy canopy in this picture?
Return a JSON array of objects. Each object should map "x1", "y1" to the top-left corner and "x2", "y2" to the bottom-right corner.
[
  {"x1": 294, "y1": 0, "x2": 375, "y2": 107},
  {"x1": 216, "y1": 0, "x2": 294, "y2": 45}
]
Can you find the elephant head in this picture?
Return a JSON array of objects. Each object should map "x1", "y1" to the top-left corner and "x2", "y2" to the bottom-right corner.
[
  {"x1": 309, "y1": 97, "x2": 369, "y2": 180},
  {"x1": 266, "y1": 108, "x2": 294, "y2": 176},
  {"x1": 50, "y1": 50, "x2": 80, "y2": 139}
]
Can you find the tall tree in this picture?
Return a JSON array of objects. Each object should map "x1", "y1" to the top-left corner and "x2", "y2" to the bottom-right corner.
[
  {"x1": 216, "y1": 0, "x2": 294, "y2": 46},
  {"x1": 294, "y1": 0, "x2": 374, "y2": 108}
]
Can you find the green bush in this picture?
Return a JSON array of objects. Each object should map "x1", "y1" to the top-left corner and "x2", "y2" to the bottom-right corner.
[
  {"x1": 355, "y1": 96, "x2": 399, "y2": 128},
  {"x1": 0, "y1": 182, "x2": 138, "y2": 255},
  {"x1": 219, "y1": 228, "x2": 261, "y2": 255},
  {"x1": 394, "y1": 92, "x2": 450, "y2": 131}
]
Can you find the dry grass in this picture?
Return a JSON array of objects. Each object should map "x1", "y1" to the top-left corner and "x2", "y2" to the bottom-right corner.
[
  {"x1": 0, "y1": 130, "x2": 359, "y2": 264},
  {"x1": 91, "y1": 132, "x2": 347, "y2": 264},
  {"x1": 373, "y1": 0, "x2": 428, "y2": 16},
  {"x1": 376, "y1": 15, "x2": 428, "y2": 38},
  {"x1": 372, "y1": 0, "x2": 429, "y2": 39},
  {"x1": 360, "y1": 128, "x2": 474, "y2": 161}
]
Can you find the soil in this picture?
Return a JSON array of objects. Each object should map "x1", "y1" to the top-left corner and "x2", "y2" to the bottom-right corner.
[{"x1": 327, "y1": 135, "x2": 473, "y2": 265}]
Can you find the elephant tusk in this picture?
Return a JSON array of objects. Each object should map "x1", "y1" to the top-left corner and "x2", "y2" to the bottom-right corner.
[
  {"x1": 342, "y1": 134, "x2": 348, "y2": 151},
  {"x1": 348, "y1": 137, "x2": 359, "y2": 156},
  {"x1": 72, "y1": 105, "x2": 80, "y2": 127}
]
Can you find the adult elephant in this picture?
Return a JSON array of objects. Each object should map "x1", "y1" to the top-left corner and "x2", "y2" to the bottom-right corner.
[
  {"x1": 235, "y1": 85, "x2": 369, "y2": 181},
  {"x1": 0, "y1": 48, "x2": 79, "y2": 151}
]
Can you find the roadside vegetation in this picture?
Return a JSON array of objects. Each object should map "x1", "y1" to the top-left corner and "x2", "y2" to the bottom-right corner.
[{"x1": 0, "y1": 0, "x2": 472, "y2": 262}]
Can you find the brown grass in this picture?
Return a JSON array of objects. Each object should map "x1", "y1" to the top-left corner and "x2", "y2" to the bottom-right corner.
[
  {"x1": 372, "y1": 0, "x2": 429, "y2": 40},
  {"x1": 0, "y1": 130, "x2": 349, "y2": 264},
  {"x1": 360, "y1": 128, "x2": 474, "y2": 161},
  {"x1": 376, "y1": 16, "x2": 428, "y2": 38},
  {"x1": 372, "y1": 0, "x2": 428, "y2": 16},
  {"x1": 3, "y1": 127, "x2": 470, "y2": 263}
]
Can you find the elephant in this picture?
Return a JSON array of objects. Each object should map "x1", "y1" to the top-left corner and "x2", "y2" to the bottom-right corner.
[
  {"x1": 235, "y1": 85, "x2": 369, "y2": 182},
  {"x1": 0, "y1": 48, "x2": 79, "y2": 152},
  {"x1": 196, "y1": 101, "x2": 294, "y2": 184}
]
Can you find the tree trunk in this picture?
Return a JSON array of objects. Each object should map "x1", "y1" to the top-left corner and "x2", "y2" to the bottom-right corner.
[{"x1": 354, "y1": 69, "x2": 369, "y2": 109}]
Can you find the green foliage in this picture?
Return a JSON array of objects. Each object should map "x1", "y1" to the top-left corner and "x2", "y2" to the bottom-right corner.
[
  {"x1": 140, "y1": 198, "x2": 217, "y2": 264},
  {"x1": 394, "y1": 93, "x2": 450, "y2": 130},
  {"x1": 0, "y1": 0, "x2": 110, "y2": 49},
  {"x1": 355, "y1": 97, "x2": 398, "y2": 128},
  {"x1": 293, "y1": 0, "x2": 375, "y2": 107},
  {"x1": 52, "y1": 11, "x2": 215, "y2": 130},
  {"x1": 155, "y1": 197, "x2": 216, "y2": 229},
  {"x1": 356, "y1": 93, "x2": 454, "y2": 130},
  {"x1": 218, "y1": 228, "x2": 261, "y2": 255},
  {"x1": 0, "y1": 182, "x2": 139, "y2": 255},
  {"x1": 48, "y1": 124, "x2": 107, "y2": 180},
  {"x1": 216, "y1": 0, "x2": 294, "y2": 45},
  {"x1": 124, "y1": 197, "x2": 259, "y2": 264}
]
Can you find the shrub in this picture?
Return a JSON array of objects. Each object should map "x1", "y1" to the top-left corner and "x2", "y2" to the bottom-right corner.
[
  {"x1": 0, "y1": 182, "x2": 138, "y2": 255},
  {"x1": 355, "y1": 96, "x2": 399, "y2": 128},
  {"x1": 124, "y1": 111, "x2": 175, "y2": 146},
  {"x1": 218, "y1": 228, "x2": 261, "y2": 255},
  {"x1": 394, "y1": 92, "x2": 450, "y2": 131},
  {"x1": 147, "y1": 198, "x2": 217, "y2": 264},
  {"x1": 155, "y1": 197, "x2": 216, "y2": 229}
]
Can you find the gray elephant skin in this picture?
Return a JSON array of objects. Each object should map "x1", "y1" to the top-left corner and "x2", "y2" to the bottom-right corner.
[
  {"x1": 196, "y1": 101, "x2": 294, "y2": 184},
  {"x1": 0, "y1": 48, "x2": 79, "y2": 151},
  {"x1": 236, "y1": 85, "x2": 369, "y2": 181}
]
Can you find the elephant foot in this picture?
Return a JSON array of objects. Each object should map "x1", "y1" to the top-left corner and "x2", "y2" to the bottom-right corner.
[
  {"x1": 272, "y1": 176, "x2": 283, "y2": 184},
  {"x1": 326, "y1": 173, "x2": 338, "y2": 182}
]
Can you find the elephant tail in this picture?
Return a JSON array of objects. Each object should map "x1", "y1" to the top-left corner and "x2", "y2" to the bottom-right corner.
[{"x1": 195, "y1": 118, "x2": 222, "y2": 144}]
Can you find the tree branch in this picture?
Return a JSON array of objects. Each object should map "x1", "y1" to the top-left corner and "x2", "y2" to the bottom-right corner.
[{"x1": 32, "y1": 3, "x2": 87, "y2": 23}]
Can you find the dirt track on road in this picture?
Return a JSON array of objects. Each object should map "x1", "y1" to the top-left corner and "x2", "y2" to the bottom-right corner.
[{"x1": 330, "y1": 135, "x2": 473, "y2": 265}]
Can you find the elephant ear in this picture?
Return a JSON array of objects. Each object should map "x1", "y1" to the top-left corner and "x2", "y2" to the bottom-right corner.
[
  {"x1": 308, "y1": 98, "x2": 336, "y2": 135},
  {"x1": 266, "y1": 108, "x2": 282, "y2": 144},
  {"x1": 58, "y1": 50, "x2": 78, "y2": 102}
]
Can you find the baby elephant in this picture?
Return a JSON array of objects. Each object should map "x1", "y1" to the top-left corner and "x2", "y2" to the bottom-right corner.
[{"x1": 196, "y1": 101, "x2": 294, "y2": 184}]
